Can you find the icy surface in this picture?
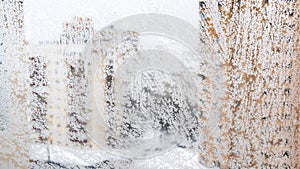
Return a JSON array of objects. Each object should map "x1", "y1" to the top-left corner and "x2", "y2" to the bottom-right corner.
[{"x1": 0, "y1": 0, "x2": 299, "y2": 169}]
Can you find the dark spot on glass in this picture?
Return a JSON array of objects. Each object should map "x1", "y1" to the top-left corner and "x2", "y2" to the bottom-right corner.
[
  {"x1": 286, "y1": 62, "x2": 292, "y2": 68},
  {"x1": 284, "y1": 88, "x2": 291, "y2": 96},
  {"x1": 285, "y1": 76, "x2": 292, "y2": 83},
  {"x1": 197, "y1": 74, "x2": 206, "y2": 80},
  {"x1": 218, "y1": 2, "x2": 222, "y2": 7},
  {"x1": 199, "y1": 1, "x2": 206, "y2": 8},
  {"x1": 283, "y1": 151, "x2": 289, "y2": 157}
]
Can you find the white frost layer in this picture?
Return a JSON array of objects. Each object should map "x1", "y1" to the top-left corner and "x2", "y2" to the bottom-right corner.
[{"x1": 30, "y1": 144, "x2": 215, "y2": 168}]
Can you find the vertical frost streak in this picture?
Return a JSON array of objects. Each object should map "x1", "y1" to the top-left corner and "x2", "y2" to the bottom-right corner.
[{"x1": 199, "y1": 0, "x2": 300, "y2": 168}]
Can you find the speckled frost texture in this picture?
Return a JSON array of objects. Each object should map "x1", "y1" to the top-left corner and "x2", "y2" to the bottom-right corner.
[
  {"x1": 1, "y1": 0, "x2": 299, "y2": 168},
  {"x1": 97, "y1": 27, "x2": 142, "y2": 151},
  {"x1": 29, "y1": 55, "x2": 49, "y2": 142},
  {"x1": 0, "y1": 0, "x2": 31, "y2": 168},
  {"x1": 199, "y1": 0, "x2": 300, "y2": 168},
  {"x1": 62, "y1": 17, "x2": 93, "y2": 145}
]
